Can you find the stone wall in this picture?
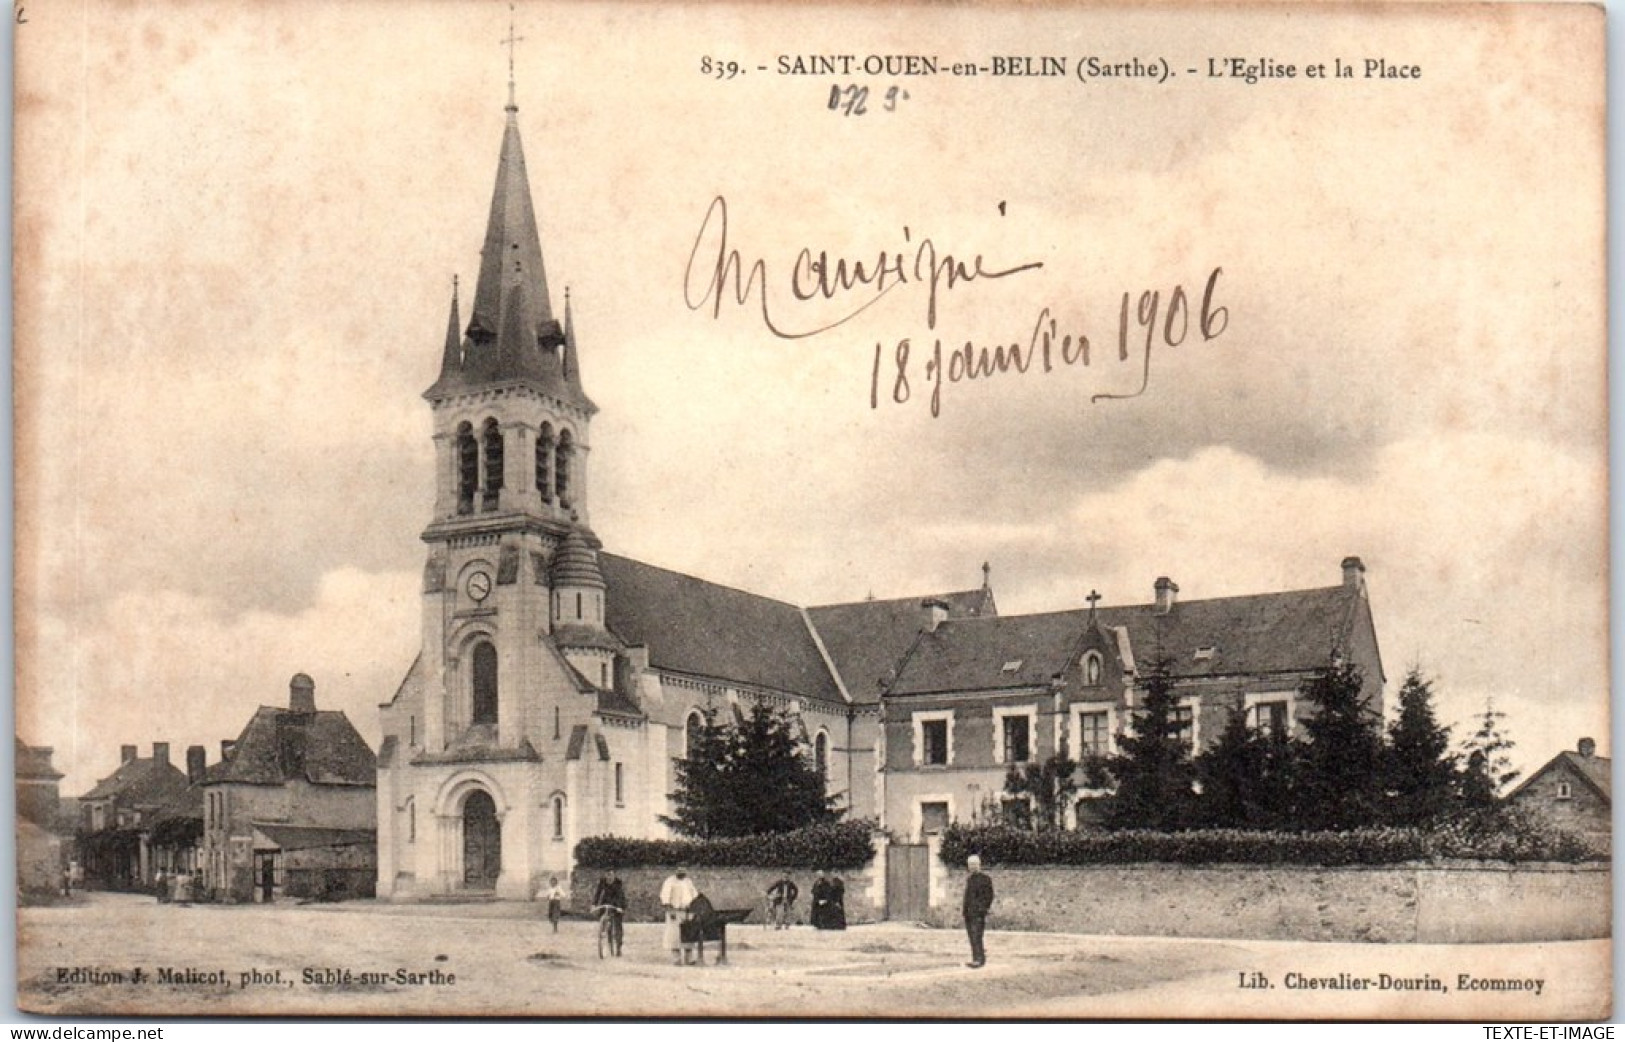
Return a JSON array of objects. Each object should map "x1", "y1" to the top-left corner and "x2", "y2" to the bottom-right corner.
[
  {"x1": 922, "y1": 861, "x2": 1609, "y2": 943},
  {"x1": 567, "y1": 864, "x2": 882, "y2": 925}
]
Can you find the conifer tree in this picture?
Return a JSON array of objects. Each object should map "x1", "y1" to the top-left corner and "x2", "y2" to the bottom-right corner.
[
  {"x1": 1383, "y1": 667, "x2": 1457, "y2": 824},
  {"x1": 1105, "y1": 655, "x2": 1196, "y2": 829},
  {"x1": 1458, "y1": 699, "x2": 1520, "y2": 806},
  {"x1": 1297, "y1": 657, "x2": 1384, "y2": 829},
  {"x1": 1196, "y1": 700, "x2": 1300, "y2": 828},
  {"x1": 661, "y1": 702, "x2": 842, "y2": 838}
]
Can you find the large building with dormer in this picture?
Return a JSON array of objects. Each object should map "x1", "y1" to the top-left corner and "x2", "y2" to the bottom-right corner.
[{"x1": 374, "y1": 82, "x2": 1385, "y2": 900}]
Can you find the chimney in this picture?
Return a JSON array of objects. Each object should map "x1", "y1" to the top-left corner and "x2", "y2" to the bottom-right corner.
[
  {"x1": 120, "y1": 744, "x2": 138, "y2": 764},
  {"x1": 1154, "y1": 577, "x2": 1179, "y2": 614},
  {"x1": 152, "y1": 742, "x2": 170, "y2": 765},
  {"x1": 289, "y1": 672, "x2": 316, "y2": 714},
  {"x1": 1578, "y1": 737, "x2": 1596, "y2": 758},
  {"x1": 221, "y1": 739, "x2": 236, "y2": 761},
  {"x1": 186, "y1": 745, "x2": 207, "y2": 783},
  {"x1": 1342, "y1": 556, "x2": 1366, "y2": 591},
  {"x1": 922, "y1": 598, "x2": 950, "y2": 633}
]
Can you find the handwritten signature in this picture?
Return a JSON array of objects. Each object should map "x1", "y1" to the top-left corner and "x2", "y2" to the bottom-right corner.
[{"x1": 682, "y1": 195, "x2": 1043, "y2": 339}]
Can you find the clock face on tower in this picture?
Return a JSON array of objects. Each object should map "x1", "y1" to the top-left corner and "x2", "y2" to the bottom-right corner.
[{"x1": 465, "y1": 570, "x2": 493, "y2": 603}]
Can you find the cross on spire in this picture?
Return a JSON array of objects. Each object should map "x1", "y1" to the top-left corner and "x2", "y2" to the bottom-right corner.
[
  {"x1": 502, "y1": 3, "x2": 525, "y2": 111},
  {"x1": 1086, "y1": 590, "x2": 1102, "y2": 609}
]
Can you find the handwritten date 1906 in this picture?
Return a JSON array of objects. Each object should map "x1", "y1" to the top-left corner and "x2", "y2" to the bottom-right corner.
[{"x1": 872, "y1": 268, "x2": 1228, "y2": 417}]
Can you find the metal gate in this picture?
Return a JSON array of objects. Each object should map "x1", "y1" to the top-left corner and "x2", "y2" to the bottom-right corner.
[{"x1": 885, "y1": 843, "x2": 930, "y2": 921}]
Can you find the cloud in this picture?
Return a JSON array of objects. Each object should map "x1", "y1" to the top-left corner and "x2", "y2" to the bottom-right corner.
[{"x1": 20, "y1": 567, "x2": 419, "y2": 793}]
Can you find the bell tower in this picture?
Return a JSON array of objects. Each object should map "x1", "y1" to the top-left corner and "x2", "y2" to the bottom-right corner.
[{"x1": 416, "y1": 82, "x2": 598, "y2": 757}]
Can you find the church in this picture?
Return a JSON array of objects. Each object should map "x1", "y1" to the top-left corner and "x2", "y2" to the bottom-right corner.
[{"x1": 374, "y1": 84, "x2": 1385, "y2": 901}]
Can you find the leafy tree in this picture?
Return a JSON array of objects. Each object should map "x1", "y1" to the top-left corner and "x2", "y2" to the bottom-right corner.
[
  {"x1": 1383, "y1": 667, "x2": 1458, "y2": 824},
  {"x1": 661, "y1": 702, "x2": 842, "y2": 838},
  {"x1": 1195, "y1": 700, "x2": 1300, "y2": 828},
  {"x1": 1296, "y1": 657, "x2": 1385, "y2": 829},
  {"x1": 1458, "y1": 699, "x2": 1520, "y2": 806},
  {"x1": 1105, "y1": 656, "x2": 1197, "y2": 829},
  {"x1": 1003, "y1": 744, "x2": 1080, "y2": 831}
]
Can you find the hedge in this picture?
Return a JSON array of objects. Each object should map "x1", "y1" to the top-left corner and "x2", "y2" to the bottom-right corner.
[
  {"x1": 576, "y1": 821, "x2": 877, "y2": 870},
  {"x1": 940, "y1": 811, "x2": 1604, "y2": 867}
]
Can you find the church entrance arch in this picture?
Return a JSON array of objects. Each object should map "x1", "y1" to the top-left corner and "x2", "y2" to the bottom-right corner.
[{"x1": 461, "y1": 789, "x2": 501, "y2": 889}]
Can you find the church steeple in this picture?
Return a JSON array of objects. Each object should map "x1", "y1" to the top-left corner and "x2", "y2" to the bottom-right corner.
[{"x1": 426, "y1": 89, "x2": 593, "y2": 414}]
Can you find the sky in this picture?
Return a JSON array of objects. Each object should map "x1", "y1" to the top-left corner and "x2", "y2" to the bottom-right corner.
[{"x1": 14, "y1": 1, "x2": 1607, "y2": 794}]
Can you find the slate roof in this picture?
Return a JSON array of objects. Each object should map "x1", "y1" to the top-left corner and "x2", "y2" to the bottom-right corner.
[
  {"x1": 207, "y1": 708, "x2": 376, "y2": 787},
  {"x1": 426, "y1": 107, "x2": 592, "y2": 412},
  {"x1": 82, "y1": 755, "x2": 190, "y2": 807},
  {"x1": 807, "y1": 588, "x2": 996, "y2": 705},
  {"x1": 887, "y1": 584, "x2": 1371, "y2": 696},
  {"x1": 600, "y1": 553, "x2": 845, "y2": 705}
]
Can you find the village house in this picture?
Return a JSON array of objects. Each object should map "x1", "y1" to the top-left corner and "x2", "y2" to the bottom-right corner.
[
  {"x1": 373, "y1": 79, "x2": 1388, "y2": 900},
  {"x1": 1507, "y1": 737, "x2": 1611, "y2": 850},
  {"x1": 16, "y1": 738, "x2": 67, "y2": 894},
  {"x1": 879, "y1": 563, "x2": 1384, "y2": 836},
  {"x1": 201, "y1": 674, "x2": 376, "y2": 902},
  {"x1": 76, "y1": 743, "x2": 189, "y2": 890}
]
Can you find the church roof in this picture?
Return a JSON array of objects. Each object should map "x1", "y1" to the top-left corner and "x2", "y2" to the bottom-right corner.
[
  {"x1": 600, "y1": 553, "x2": 847, "y2": 705},
  {"x1": 886, "y1": 584, "x2": 1371, "y2": 696},
  {"x1": 206, "y1": 707, "x2": 376, "y2": 787},
  {"x1": 425, "y1": 102, "x2": 593, "y2": 412},
  {"x1": 807, "y1": 587, "x2": 996, "y2": 705}
]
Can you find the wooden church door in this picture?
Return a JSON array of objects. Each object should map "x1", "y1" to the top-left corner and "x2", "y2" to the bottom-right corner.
[{"x1": 462, "y1": 789, "x2": 501, "y2": 889}]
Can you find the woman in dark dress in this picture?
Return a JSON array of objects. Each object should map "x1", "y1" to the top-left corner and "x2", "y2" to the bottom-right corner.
[{"x1": 828, "y1": 875, "x2": 847, "y2": 930}]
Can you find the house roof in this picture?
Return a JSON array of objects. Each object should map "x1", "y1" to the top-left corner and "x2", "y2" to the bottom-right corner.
[
  {"x1": 15, "y1": 738, "x2": 63, "y2": 782},
  {"x1": 251, "y1": 823, "x2": 376, "y2": 852},
  {"x1": 207, "y1": 708, "x2": 376, "y2": 787},
  {"x1": 887, "y1": 584, "x2": 1371, "y2": 696},
  {"x1": 1509, "y1": 749, "x2": 1612, "y2": 804},
  {"x1": 82, "y1": 755, "x2": 190, "y2": 806},
  {"x1": 807, "y1": 588, "x2": 997, "y2": 704},
  {"x1": 600, "y1": 553, "x2": 846, "y2": 705}
]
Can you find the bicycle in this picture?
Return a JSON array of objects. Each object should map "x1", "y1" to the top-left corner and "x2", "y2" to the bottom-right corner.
[{"x1": 593, "y1": 904, "x2": 625, "y2": 958}]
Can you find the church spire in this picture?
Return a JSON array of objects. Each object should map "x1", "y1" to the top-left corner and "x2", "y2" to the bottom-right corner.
[
  {"x1": 437, "y1": 275, "x2": 462, "y2": 381},
  {"x1": 425, "y1": 33, "x2": 593, "y2": 413},
  {"x1": 561, "y1": 286, "x2": 586, "y2": 395}
]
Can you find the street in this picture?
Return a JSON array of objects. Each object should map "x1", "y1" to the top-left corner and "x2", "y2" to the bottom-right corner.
[{"x1": 16, "y1": 892, "x2": 1610, "y2": 1019}]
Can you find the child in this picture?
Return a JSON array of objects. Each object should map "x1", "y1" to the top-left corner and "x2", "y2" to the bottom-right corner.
[{"x1": 546, "y1": 876, "x2": 565, "y2": 932}]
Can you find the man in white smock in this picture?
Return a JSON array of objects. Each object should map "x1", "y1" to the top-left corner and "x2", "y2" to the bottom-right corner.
[{"x1": 659, "y1": 866, "x2": 699, "y2": 965}]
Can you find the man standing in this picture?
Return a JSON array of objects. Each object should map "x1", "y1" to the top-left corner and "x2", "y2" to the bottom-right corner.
[
  {"x1": 962, "y1": 855, "x2": 994, "y2": 968},
  {"x1": 659, "y1": 866, "x2": 699, "y2": 965},
  {"x1": 766, "y1": 872, "x2": 799, "y2": 929}
]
